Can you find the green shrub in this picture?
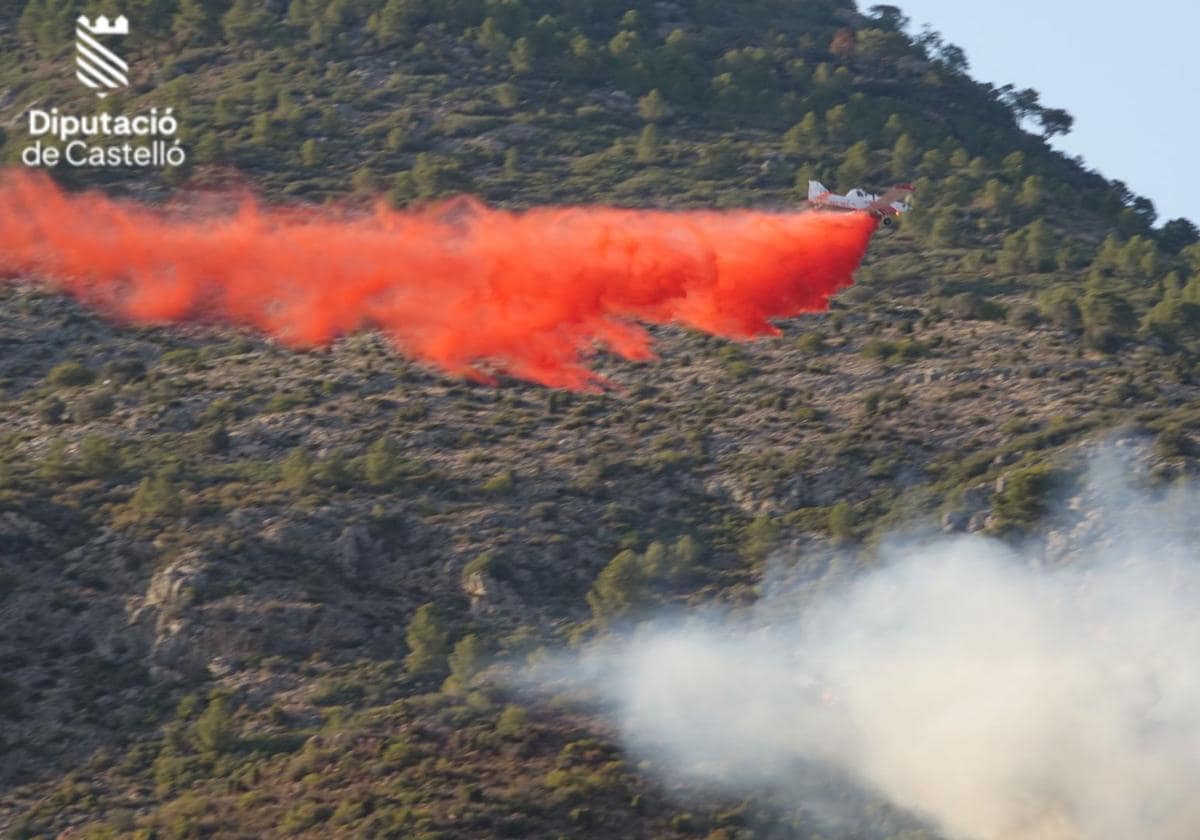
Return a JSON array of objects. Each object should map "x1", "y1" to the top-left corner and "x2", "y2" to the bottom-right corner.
[
  {"x1": 991, "y1": 465, "x2": 1059, "y2": 530},
  {"x1": 586, "y1": 549, "x2": 651, "y2": 624},
  {"x1": 102, "y1": 358, "x2": 146, "y2": 384},
  {"x1": 480, "y1": 470, "x2": 515, "y2": 495},
  {"x1": 39, "y1": 439, "x2": 75, "y2": 481},
  {"x1": 38, "y1": 397, "x2": 67, "y2": 425},
  {"x1": 314, "y1": 450, "x2": 356, "y2": 489},
  {"x1": 1037, "y1": 288, "x2": 1082, "y2": 329},
  {"x1": 797, "y1": 332, "x2": 826, "y2": 353},
  {"x1": 828, "y1": 501, "x2": 854, "y2": 540},
  {"x1": 381, "y1": 737, "x2": 420, "y2": 769},
  {"x1": 863, "y1": 387, "x2": 909, "y2": 415},
  {"x1": 280, "y1": 801, "x2": 333, "y2": 834},
  {"x1": 281, "y1": 449, "x2": 314, "y2": 492},
  {"x1": 130, "y1": 472, "x2": 183, "y2": 518},
  {"x1": 741, "y1": 514, "x2": 778, "y2": 563},
  {"x1": 1155, "y1": 426, "x2": 1193, "y2": 459},
  {"x1": 405, "y1": 604, "x2": 449, "y2": 675},
  {"x1": 195, "y1": 425, "x2": 231, "y2": 455},
  {"x1": 198, "y1": 397, "x2": 240, "y2": 425},
  {"x1": 47, "y1": 361, "x2": 96, "y2": 387},
  {"x1": 496, "y1": 704, "x2": 528, "y2": 738},
  {"x1": 890, "y1": 338, "x2": 928, "y2": 361},
  {"x1": 666, "y1": 534, "x2": 703, "y2": 582},
  {"x1": 266, "y1": 392, "x2": 311, "y2": 413},
  {"x1": 191, "y1": 694, "x2": 237, "y2": 756},
  {"x1": 1081, "y1": 289, "x2": 1137, "y2": 352},
  {"x1": 78, "y1": 436, "x2": 123, "y2": 478},
  {"x1": 159, "y1": 348, "x2": 200, "y2": 369},
  {"x1": 860, "y1": 338, "x2": 895, "y2": 360},
  {"x1": 364, "y1": 436, "x2": 409, "y2": 487},
  {"x1": 1007, "y1": 302, "x2": 1042, "y2": 328},
  {"x1": 946, "y1": 292, "x2": 1005, "y2": 321},
  {"x1": 73, "y1": 390, "x2": 115, "y2": 421},
  {"x1": 331, "y1": 797, "x2": 371, "y2": 825},
  {"x1": 443, "y1": 634, "x2": 485, "y2": 694}
]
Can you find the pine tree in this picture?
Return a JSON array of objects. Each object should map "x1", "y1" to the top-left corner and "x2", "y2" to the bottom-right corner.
[
  {"x1": 20, "y1": 0, "x2": 77, "y2": 57},
  {"x1": 828, "y1": 501, "x2": 854, "y2": 541},
  {"x1": 882, "y1": 113, "x2": 904, "y2": 143},
  {"x1": 891, "y1": 133, "x2": 917, "y2": 178},
  {"x1": 195, "y1": 132, "x2": 226, "y2": 164},
  {"x1": 741, "y1": 514, "x2": 778, "y2": 562},
  {"x1": 635, "y1": 124, "x2": 661, "y2": 163},
  {"x1": 783, "y1": 113, "x2": 821, "y2": 156},
  {"x1": 509, "y1": 37, "x2": 534, "y2": 74},
  {"x1": 300, "y1": 139, "x2": 321, "y2": 168},
  {"x1": 191, "y1": 694, "x2": 237, "y2": 756},
  {"x1": 837, "y1": 141, "x2": 871, "y2": 189},
  {"x1": 1002, "y1": 150, "x2": 1026, "y2": 179},
  {"x1": 222, "y1": 0, "x2": 274, "y2": 42},
  {"x1": 131, "y1": 472, "x2": 182, "y2": 518},
  {"x1": 586, "y1": 550, "x2": 650, "y2": 624},
  {"x1": 287, "y1": 0, "x2": 313, "y2": 27},
  {"x1": 476, "y1": 17, "x2": 510, "y2": 56},
  {"x1": 638, "y1": 89, "x2": 668, "y2": 123},
  {"x1": 918, "y1": 148, "x2": 946, "y2": 179},
  {"x1": 1024, "y1": 220, "x2": 1056, "y2": 271},
  {"x1": 668, "y1": 534, "x2": 702, "y2": 582},
  {"x1": 824, "y1": 104, "x2": 848, "y2": 144},
  {"x1": 172, "y1": 0, "x2": 215, "y2": 43},
  {"x1": 281, "y1": 448, "x2": 314, "y2": 492},
  {"x1": 364, "y1": 436, "x2": 405, "y2": 486},
  {"x1": 930, "y1": 208, "x2": 961, "y2": 248},
  {"x1": 998, "y1": 229, "x2": 1028, "y2": 272},
  {"x1": 1183, "y1": 274, "x2": 1200, "y2": 305},
  {"x1": 1017, "y1": 175, "x2": 1045, "y2": 211},
  {"x1": 442, "y1": 634, "x2": 485, "y2": 693},
  {"x1": 405, "y1": 604, "x2": 450, "y2": 675},
  {"x1": 979, "y1": 179, "x2": 1013, "y2": 217}
]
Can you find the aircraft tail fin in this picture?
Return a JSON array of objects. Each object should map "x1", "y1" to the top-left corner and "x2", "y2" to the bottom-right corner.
[{"x1": 807, "y1": 181, "x2": 829, "y2": 201}]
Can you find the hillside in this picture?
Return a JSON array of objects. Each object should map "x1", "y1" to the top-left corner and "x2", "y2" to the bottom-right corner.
[{"x1": 2, "y1": 2, "x2": 1200, "y2": 838}]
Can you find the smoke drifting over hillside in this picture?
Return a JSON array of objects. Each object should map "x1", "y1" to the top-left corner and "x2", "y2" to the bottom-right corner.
[
  {"x1": 539, "y1": 455, "x2": 1200, "y2": 839},
  {"x1": 0, "y1": 170, "x2": 876, "y2": 389}
]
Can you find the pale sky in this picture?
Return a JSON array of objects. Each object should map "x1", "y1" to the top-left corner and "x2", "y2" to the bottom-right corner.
[{"x1": 887, "y1": 1, "x2": 1196, "y2": 225}]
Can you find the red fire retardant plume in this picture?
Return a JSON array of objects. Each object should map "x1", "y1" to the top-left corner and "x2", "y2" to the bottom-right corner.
[{"x1": 0, "y1": 169, "x2": 877, "y2": 390}]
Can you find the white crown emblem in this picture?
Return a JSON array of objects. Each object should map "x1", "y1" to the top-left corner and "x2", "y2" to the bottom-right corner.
[{"x1": 77, "y1": 15, "x2": 129, "y2": 36}]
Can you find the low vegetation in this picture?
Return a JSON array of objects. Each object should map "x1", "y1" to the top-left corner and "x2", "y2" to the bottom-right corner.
[{"x1": 2, "y1": 0, "x2": 1199, "y2": 837}]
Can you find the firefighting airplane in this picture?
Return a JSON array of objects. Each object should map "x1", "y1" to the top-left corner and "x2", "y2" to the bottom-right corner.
[{"x1": 806, "y1": 181, "x2": 914, "y2": 226}]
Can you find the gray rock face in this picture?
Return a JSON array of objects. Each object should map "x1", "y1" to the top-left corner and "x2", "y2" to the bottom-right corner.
[
  {"x1": 132, "y1": 552, "x2": 215, "y2": 680},
  {"x1": 142, "y1": 553, "x2": 211, "y2": 614},
  {"x1": 461, "y1": 567, "x2": 523, "y2": 618},
  {"x1": 333, "y1": 524, "x2": 375, "y2": 580},
  {"x1": 940, "y1": 482, "x2": 995, "y2": 534}
]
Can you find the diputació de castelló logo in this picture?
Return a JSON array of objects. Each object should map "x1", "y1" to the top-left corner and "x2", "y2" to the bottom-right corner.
[{"x1": 20, "y1": 12, "x2": 188, "y2": 170}]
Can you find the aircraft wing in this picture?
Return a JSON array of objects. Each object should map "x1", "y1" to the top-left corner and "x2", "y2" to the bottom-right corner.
[{"x1": 868, "y1": 184, "x2": 914, "y2": 214}]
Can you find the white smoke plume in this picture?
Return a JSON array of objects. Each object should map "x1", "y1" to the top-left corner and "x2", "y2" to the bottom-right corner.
[{"x1": 533, "y1": 447, "x2": 1200, "y2": 839}]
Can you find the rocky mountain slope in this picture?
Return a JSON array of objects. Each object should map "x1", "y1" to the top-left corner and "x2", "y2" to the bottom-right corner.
[{"x1": 2, "y1": 1, "x2": 1199, "y2": 837}]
